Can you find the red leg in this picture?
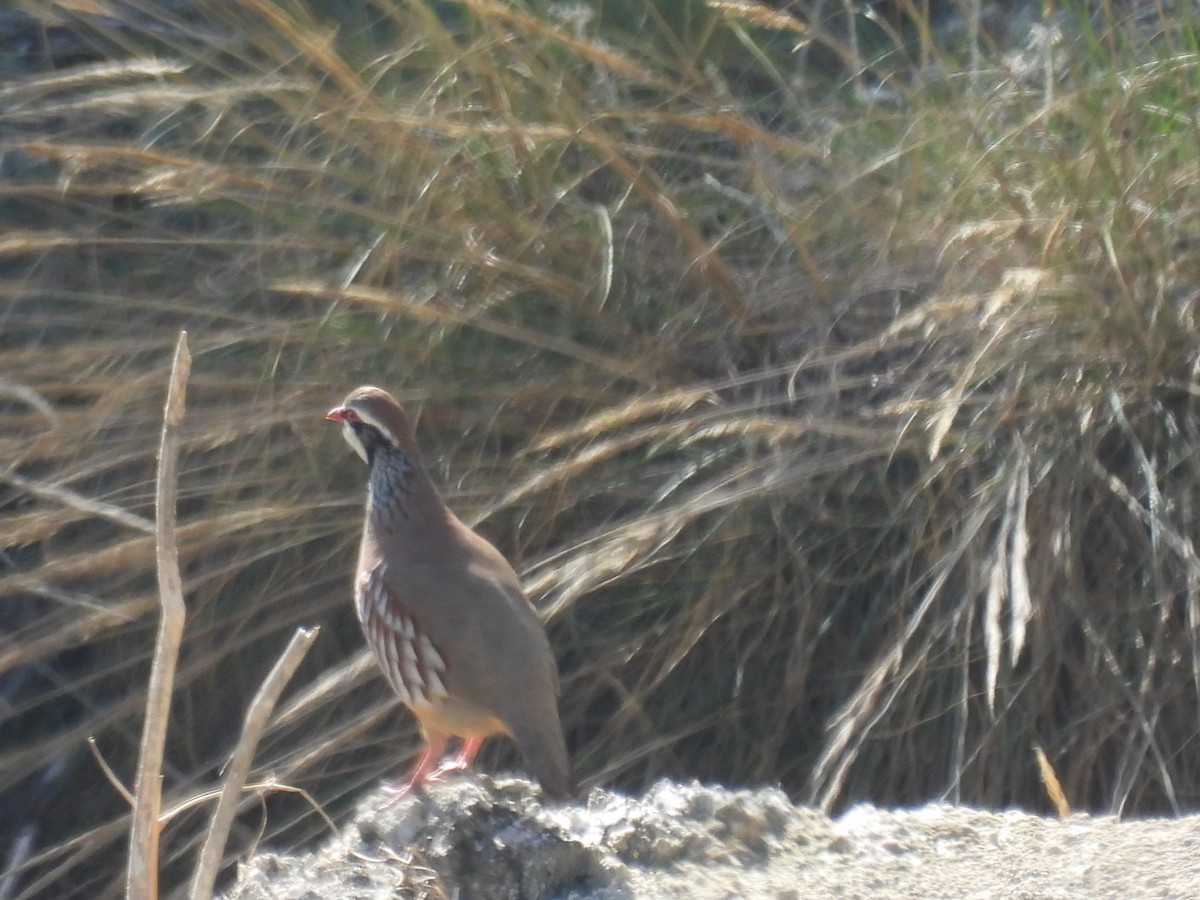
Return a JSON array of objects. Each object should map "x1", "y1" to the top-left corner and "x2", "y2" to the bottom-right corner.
[
  {"x1": 429, "y1": 736, "x2": 483, "y2": 780},
  {"x1": 455, "y1": 736, "x2": 483, "y2": 767},
  {"x1": 384, "y1": 734, "x2": 448, "y2": 802}
]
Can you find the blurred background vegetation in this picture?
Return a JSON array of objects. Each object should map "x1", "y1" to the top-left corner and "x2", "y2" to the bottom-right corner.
[{"x1": 2, "y1": 0, "x2": 1200, "y2": 896}]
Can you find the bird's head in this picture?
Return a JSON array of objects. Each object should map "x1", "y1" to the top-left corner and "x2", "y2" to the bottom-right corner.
[{"x1": 326, "y1": 386, "x2": 421, "y2": 467}]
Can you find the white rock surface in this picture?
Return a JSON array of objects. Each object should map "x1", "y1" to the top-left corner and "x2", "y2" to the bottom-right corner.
[{"x1": 227, "y1": 776, "x2": 1200, "y2": 899}]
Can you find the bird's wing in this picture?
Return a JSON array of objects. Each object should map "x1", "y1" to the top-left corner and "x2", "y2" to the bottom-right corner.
[{"x1": 378, "y1": 514, "x2": 559, "y2": 718}]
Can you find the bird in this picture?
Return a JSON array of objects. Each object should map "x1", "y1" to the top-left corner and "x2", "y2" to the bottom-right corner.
[{"x1": 325, "y1": 385, "x2": 574, "y2": 801}]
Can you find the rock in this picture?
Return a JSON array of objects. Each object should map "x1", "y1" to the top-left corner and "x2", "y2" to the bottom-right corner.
[{"x1": 227, "y1": 776, "x2": 1200, "y2": 900}]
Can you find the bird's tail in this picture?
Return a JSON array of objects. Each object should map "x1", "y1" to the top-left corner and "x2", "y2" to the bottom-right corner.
[{"x1": 511, "y1": 717, "x2": 575, "y2": 802}]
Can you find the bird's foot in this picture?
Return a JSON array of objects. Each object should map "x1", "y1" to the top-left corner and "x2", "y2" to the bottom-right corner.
[
  {"x1": 379, "y1": 777, "x2": 425, "y2": 805},
  {"x1": 378, "y1": 737, "x2": 483, "y2": 803},
  {"x1": 424, "y1": 735, "x2": 482, "y2": 783},
  {"x1": 426, "y1": 757, "x2": 470, "y2": 782}
]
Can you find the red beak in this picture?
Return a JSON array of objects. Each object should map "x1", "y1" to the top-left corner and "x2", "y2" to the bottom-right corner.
[{"x1": 325, "y1": 407, "x2": 346, "y2": 422}]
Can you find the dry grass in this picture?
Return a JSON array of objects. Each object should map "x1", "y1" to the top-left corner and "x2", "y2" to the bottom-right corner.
[{"x1": 2, "y1": 0, "x2": 1200, "y2": 896}]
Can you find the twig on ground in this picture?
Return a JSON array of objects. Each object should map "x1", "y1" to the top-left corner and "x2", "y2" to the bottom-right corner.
[
  {"x1": 189, "y1": 625, "x2": 320, "y2": 900},
  {"x1": 163, "y1": 780, "x2": 338, "y2": 836}
]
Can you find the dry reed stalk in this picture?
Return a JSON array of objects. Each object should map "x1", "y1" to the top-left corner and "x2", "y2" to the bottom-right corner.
[
  {"x1": 126, "y1": 331, "x2": 191, "y2": 900},
  {"x1": 189, "y1": 625, "x2": 320, "y2": 900}
]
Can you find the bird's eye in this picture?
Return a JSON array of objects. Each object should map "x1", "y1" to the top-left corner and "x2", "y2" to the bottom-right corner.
[{"x1": 343, "y1": 409, "x2": 361, "y2": 423}]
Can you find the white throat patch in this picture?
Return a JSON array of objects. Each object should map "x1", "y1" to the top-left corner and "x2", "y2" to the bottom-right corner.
[
  {"x1": 341, "y1": 405, "x2": 401, "y2": 463},
  {"x1": 341, "y1": 420, "x2": 370, "y2": 463}
]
